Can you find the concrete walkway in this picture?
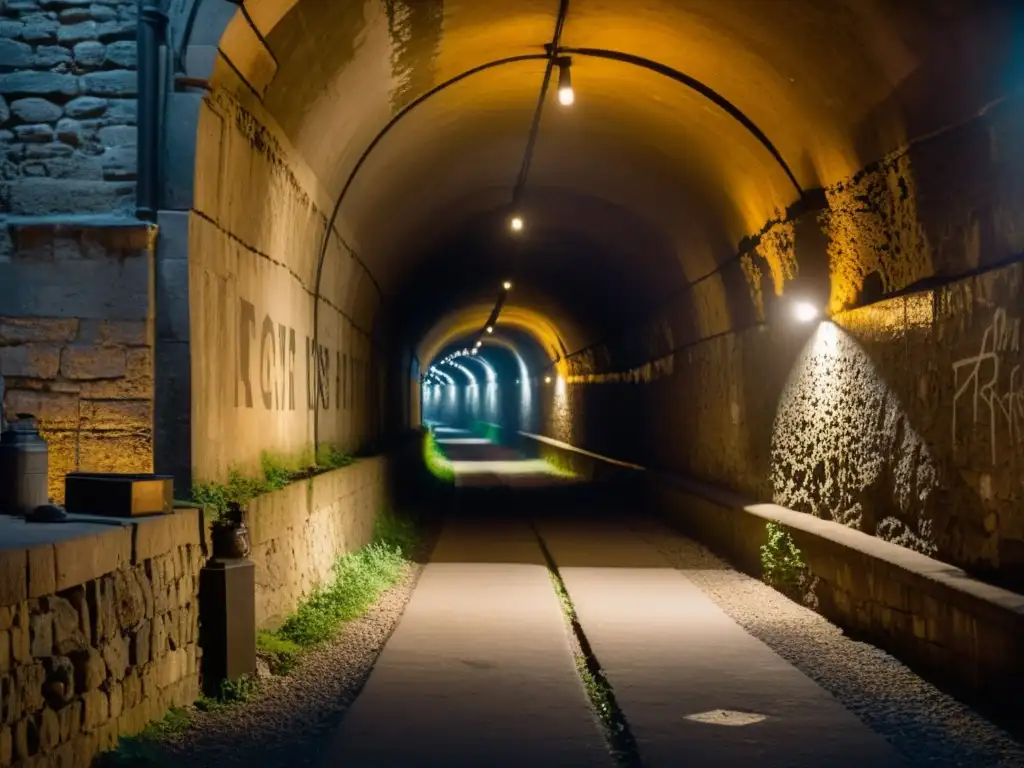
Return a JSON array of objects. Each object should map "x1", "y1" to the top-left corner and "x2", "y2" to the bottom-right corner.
[
  {"x1": 321, "y1": 434, "x2": 903, "y2": 767},
  {"x1": 321, "y1": 512, "x2": 610, "y2": 767},
  {"x1": 538, "y1": 520, "x2": 903, "y2": 767}
]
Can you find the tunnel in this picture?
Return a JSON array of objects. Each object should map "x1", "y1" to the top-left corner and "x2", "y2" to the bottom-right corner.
[
  {"x1": 1, "y1": 0, "x2": 1024, "y2": 765},
  {"x1": 160, "y1": 1, "x2": 1024, "y2": 760},
  {"x1": 166, "y1": 0, "x2": 1024, "y2": 584}
]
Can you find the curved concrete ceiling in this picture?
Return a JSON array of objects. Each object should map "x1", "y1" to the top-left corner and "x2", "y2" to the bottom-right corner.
[{"x1": 211, "y1": 0, "x2": 1018, "y2": 356}]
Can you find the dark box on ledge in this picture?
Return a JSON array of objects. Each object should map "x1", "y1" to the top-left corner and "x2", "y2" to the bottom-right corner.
[{"x1": 64, "y1": 473, "x2": 174, "y2": 518}]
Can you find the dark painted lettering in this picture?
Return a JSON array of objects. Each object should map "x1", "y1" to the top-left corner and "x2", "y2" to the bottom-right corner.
[
  {"x1": 260, "y1": 315, "x2": 275, "y2": 410},
  {"x1": 237, "y1": 299, "x2": 256, "y2": 407}
]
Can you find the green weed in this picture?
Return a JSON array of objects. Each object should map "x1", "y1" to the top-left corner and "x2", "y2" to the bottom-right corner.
[
  {"x1": 760, "y1": 521, "x2": 807, "y2": 591},
  {"x1": 190, "y1": 446, "x2": 356, "y2": 521},
  {"x1": 423, "y1": 431, "x2": 454, "y2": 484},
  {"x1": 259, "y1": 508, "x2": 417, "y2": 657}
]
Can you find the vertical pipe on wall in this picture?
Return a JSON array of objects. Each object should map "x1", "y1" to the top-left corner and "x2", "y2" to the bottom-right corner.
[{"x1": 137, "y1": 0, "x2": 168, "y2": 221}]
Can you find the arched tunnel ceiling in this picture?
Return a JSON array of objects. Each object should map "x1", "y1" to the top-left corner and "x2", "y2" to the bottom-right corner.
[{"x1": 213, "y1": 0, "x2": 1019, "y2": 355}]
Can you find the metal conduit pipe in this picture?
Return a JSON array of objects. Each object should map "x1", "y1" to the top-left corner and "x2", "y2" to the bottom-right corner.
[{"x1": 137, "y1": 0, "x2": 168, "y2": 221}]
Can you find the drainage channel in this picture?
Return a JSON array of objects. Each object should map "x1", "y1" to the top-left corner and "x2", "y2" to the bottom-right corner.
[{"x1": 532, "y1": 525, "x2": 644, "y2": 768}]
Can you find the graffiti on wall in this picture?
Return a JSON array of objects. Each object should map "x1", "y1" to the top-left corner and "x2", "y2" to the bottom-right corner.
[
  {"x1": 237, "y1": 297, "x2": 360, "y2": 413},
  {"x1": 952, "y1": 307, "x2": 1024, "y2": 465}
]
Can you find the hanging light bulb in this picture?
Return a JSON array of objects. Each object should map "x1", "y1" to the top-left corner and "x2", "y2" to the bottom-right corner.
[
  {"x1": 486, "y1": 326, "x2": 493, "y2": 334},
  {"x1": 475, "y1": 341, "x2": 482, "y2": 348},
  {"x1": 503, "y1": 280, "x2": 512, "y2": 291},
  {"x1": 509, "y1": 215, "x2": 524, "y2": 233},
  {"x1": 471, "y1": 348, "x2": 478, "y2": 355},
  {"x1": 556, "y1": 57, "x2": 574, "y2": 106}
]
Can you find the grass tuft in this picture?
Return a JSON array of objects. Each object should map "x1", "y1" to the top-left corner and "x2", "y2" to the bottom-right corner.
[
  {"x1": 423, "y1": 431, "x2": 454, "y2": 484},
  {"x1": 258, "y1": 508, "x2": 417, "y2": 661},
  {"x1": 190, "y1": 445, "x2": 356, "y2": 521}
]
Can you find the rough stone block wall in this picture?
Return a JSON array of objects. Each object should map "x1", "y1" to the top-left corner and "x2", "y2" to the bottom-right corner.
[
  {"x1": 0, "y1": 0, "x2": 138, "y2": 214},
  {"x1": 0, "y1": 222, "x2": 155, "y2": 503},
  {"x1": 0, "y1": 510, "x2": 201, "y2": 768},
  {"x1": 241, "y1": 458, "x2": 386, "y2": 630}
]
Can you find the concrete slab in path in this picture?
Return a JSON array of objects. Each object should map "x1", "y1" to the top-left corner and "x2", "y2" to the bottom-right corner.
[
  {"x1": 538, "y1": 521, "x2": 905, "y2": 768},
  {"x1": 320, "y1": 515, "x2": 610, "y2": 768}
]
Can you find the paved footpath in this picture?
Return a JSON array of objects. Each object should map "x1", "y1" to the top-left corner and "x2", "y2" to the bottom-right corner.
[
  {"x1": 321, "y1": 512, "x2": 611, "y2": 767},
  {"x1": 321, "y1": 436, "x2": 905, "y2": 767},
  {"x1": 537, "y1": 519, "x2": 904, "y2": 767}
]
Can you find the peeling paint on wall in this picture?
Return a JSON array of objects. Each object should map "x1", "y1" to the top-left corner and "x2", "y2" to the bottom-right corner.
[{"x1": 821, "y1": 152, "x2": 934, "y2": 312}]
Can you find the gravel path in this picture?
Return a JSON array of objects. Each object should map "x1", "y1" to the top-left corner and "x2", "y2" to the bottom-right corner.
[
  {"x1": 625, "y1": 514, "x2": 1024, "y2": 768},
  {"x1": 135, "y1": 556, "x2": 428, "y2": 768}
]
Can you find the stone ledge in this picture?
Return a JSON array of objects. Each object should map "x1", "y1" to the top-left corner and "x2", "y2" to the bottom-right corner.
[
  {"x1": 5, "y1": 213, "x2": 157, "y2": 251},
  {"x1": 0, "y1": 508, "x2": 203, "y2": 605},
  {"x1": 646, "y1": 470, "x2": 1024, "y2": 713}
]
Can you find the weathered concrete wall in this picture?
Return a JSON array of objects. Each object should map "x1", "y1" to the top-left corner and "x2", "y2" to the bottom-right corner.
[
  {"x1": 554, "y1": 93, "x2": 1024, "y2": 588},
  {"x1": 0, "y1": 0, "x2": 138, "y2": 215},
  {"x1": 0, "y1": 510, "x2": 201, "y2": 768},
  {"x1": 240, "y1": 458, "x2": 387, "y2": 630},
  {"x1": 0, "y1": 221, "x2": 155, "y2": 503},
  {"x1": 187, "y1": 54, "x2": 389, "y2": 484}
]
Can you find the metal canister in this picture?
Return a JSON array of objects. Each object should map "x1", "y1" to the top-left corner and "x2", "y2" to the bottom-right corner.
[{"x1": 0, "y1": 415, "x2": 49, "y2": 515}]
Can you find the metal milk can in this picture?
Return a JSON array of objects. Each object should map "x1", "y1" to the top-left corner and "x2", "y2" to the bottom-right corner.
[{"x1": 0, "y1": 415, "x2": 49, "y2": 515}]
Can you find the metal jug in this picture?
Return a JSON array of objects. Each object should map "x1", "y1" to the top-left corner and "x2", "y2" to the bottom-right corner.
[{"x1": 0, "y1": 415, "x2": 49, "y2": 516}]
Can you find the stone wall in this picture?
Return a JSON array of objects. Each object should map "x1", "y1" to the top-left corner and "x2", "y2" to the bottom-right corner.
[
  {"x1": 0, "y1": 0, "x2": 138, "y2": 216},
  {"x1": 0, "y1": 221, "x2": 155, "y2": 503},
  {"x1": 0, "y1": 509, "x2": 201, "y2": 768},
  {"x1": 240, "y1": 458, "x2": 388, "y2": 630}
]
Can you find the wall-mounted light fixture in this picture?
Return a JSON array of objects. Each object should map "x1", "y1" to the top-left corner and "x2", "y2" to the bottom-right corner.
[
  {"x1": 556, "y1": 57, "x2": 574, "y2": 106},
  {"x1": 792, "y1": 300, "x2": 819, "y2": 323}
]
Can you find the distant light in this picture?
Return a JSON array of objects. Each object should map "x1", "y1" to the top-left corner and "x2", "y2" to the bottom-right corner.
[
  {"x1": 510, "y1": 216, "x2": 523, "y2": 232},
  {"x1": 503, "y1": 280, "x2": 513, "y2": 291},
  {"x1": 544, "y1": 376, "x2": 552, "y2": 384},
  {"x1": 792, "y1": 301, "x2": 819, "y2": 323},
  {"x1": 471, "y1": 348, "x2": 478, "y2": 355},
  {"x1": 486, "y1": 326, "x2": 493, "y2": 333}
]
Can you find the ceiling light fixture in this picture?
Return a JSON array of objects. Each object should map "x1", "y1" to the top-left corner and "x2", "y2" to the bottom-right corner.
[{"x1": 556, "y1": 57, "x2": 574, "y2": 106}]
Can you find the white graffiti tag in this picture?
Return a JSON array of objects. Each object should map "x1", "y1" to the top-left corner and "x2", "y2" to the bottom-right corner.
[{"x1": 952, "y1": 308, "x2": 1024, "y2": 465}]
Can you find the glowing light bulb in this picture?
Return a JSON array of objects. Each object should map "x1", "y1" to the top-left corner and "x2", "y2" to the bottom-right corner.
[
  {"x1": 556, "y1": 57, "x2": 574, "y2": 107},
  {"x1": 792, "y1": 301, "x2": 819, "y2": 323},
  {"x1": 503, "y1": 280, "x2": 513, "y2": 291},
  {"x1": 475, "y1": 341, "x2": 482, "y2": 348},
  {"x1": 486, "y1": 326, "x2": 493, "y2": 333},
  {"x1": 544, "y1": 376, "x2": 552, "y2": 384},
  {"x1": 510, "y1": 216, "x2": 523, "y2": 232}
]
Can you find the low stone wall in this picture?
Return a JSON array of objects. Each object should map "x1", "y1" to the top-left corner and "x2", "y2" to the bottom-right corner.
[
  {"x1": 239, "y1": 458, "x2": 388, "y2": 630},
  {"x1": 647, "y1": 472, "x2": 1024, "y2": 714},
  {"x1": 517, "y1": 431, "x2": 644, "y2": 484},
  {"x1": 0, "y1": 509, "x2": 201, "y2": 768}
]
